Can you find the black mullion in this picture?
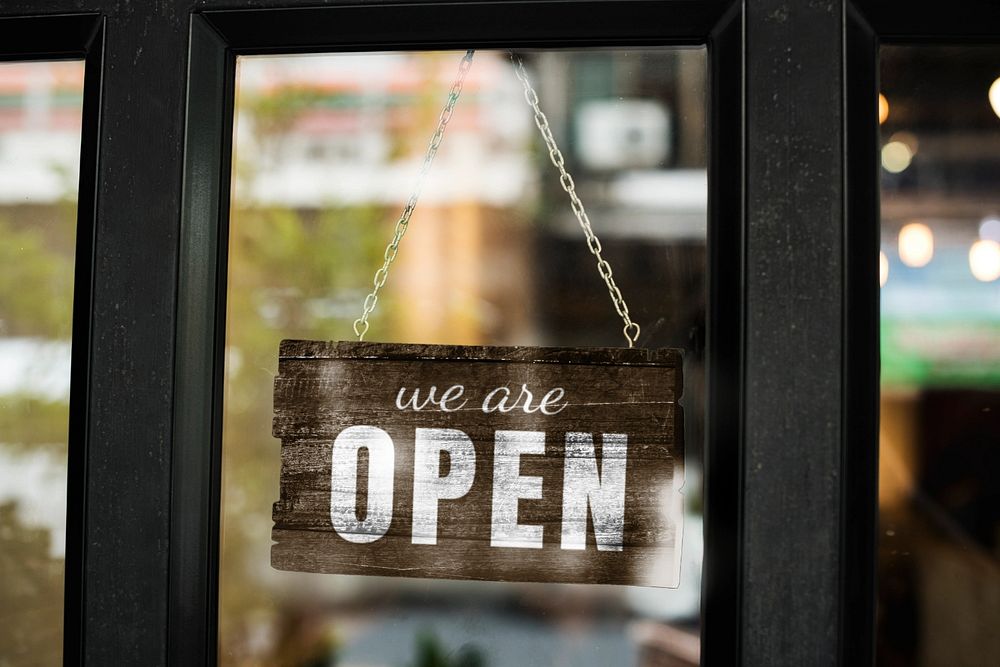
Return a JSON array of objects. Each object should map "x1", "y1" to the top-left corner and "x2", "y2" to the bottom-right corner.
[
  {"x1": 0, "y1": 1, "x2": 102, "y2": 17},
  {"x1": 854, "y1": 0, "x2": 1000, "y2": 43},
  {"x1": 841, "y1": 6, "x2": 879, "y2": 666},
  {"x1": 702, "y1": 2, "x2": 744, "y2": 666},
  {"x1": 741, "y1": 0, "x2": 847, "y2": 664},
  {"x1": 170, "y1": 14, "x2": 236, "y2": 667},
  {"x1": 64, "y1": 18, "x2": 106, "y2": 666},
  {"x1": 205, "y1": 0, "x2": 726, "y2": 53},
  {"x1": 0, "y1": 13, "x2": 98, "y2": 61},
  {"x1": 81, "y1": 2, "x2": 191, "y2": 663}
]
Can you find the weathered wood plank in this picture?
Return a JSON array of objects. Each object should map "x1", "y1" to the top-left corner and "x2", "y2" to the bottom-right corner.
[
  {"x1": 272, "y1": 340, "x2": 684, "y2": 587},
  {"x1": 271, "y1": 530, "x2": 681, "y2": 588},
  {"x1": 279, "y1": 339, "x2": 683, "y2": 367}
]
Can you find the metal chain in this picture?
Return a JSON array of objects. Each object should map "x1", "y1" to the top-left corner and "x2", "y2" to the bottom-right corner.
[
  {"x1": 510, "y1": 53, "x2": 640, "y2": 347},
  {"x1": 355, "y1": 49, "x2": 640, "y2": 348},
  {"x1": 353, "y1": 49, "x2": 475, "y2": 340}
]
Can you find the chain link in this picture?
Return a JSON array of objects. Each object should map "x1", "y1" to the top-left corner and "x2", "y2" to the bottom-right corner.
[
  {"x1": 510, "y1": 53, "x2": 640, "y2": 347},
  {"x1": 353, "y1": 49, "x2": 475, "y2": 340}
]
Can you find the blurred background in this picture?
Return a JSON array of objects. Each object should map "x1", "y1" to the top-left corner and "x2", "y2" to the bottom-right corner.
[
  {"x1": 877, "y1": 46, "x2": 1000, "y2": 667},
  {"x1": 220, "y1": 48, "x2": 707, "y2": 667},
  {"x1": 1, "y1": 44, "x2": 998, "y2": 667},
  {"x1": 0, "y1": 59, "x2": 82, "y2": 666}
]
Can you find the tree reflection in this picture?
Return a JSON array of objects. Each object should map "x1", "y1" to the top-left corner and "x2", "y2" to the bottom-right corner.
[{"x1": 0, "y1": 501, "x2": 63, "y2": 665}]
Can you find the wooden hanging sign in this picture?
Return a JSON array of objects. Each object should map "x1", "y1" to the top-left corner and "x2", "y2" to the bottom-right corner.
[{"x1": 271, "y1": 339, "x2": 684, "y2": 588}]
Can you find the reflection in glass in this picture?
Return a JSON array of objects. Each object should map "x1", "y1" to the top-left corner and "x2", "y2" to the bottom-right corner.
[
  {"x1": 0, "y1": 60, "x2": 83, "y2": 665},
  {"x1": 879, "y1": 46, "x2": 1000, "y2": 667},
  {"x1": 221, "y1": 49, "x2": 707, "y2": 666}
]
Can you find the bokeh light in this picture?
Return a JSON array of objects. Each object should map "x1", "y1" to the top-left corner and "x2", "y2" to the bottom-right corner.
[
  {"x1": 881, "y1": 141, "x2": 912, "y2": 173},
  {"x1": 878, "y1": 93, "x2": 889, "y2": 125},
  {"x1": 898, "y1": 222, "x2": 934, "y2": 267},
  {"x1": 969, "y1": 239, "x2": 1000, "y2": 282},
  {"x1": 990, "y1": 76, "x2": 1000, "y2": 119}
]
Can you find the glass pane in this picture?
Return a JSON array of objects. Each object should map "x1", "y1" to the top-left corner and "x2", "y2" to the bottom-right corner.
[
  {"x1": 878, "y1": 46, "x2": 1000, "y2": 667},
  {"x1": 221, "y1": 48, "x2": 706, "y2": 666},
  {"x1": 0, "y1": 60, "x2": 84, "y2": 665}
]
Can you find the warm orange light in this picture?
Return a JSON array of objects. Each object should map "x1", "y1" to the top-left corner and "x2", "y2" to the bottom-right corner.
[
  {"x1": 898, "y1": 222, "x2": 934, "y2": 268},
  {"x1": 879, "y1": 251, "x2": 889, "y2": 287},
  {"x1": 878, "y1": 93, "x2": 889, "y2": 125},
  {"x1": 990, "y1": 77, "x2": 1000, "y2": 119},
  {"x1": 969, "y1": 239, "x2": 1000, "y2": 282}
]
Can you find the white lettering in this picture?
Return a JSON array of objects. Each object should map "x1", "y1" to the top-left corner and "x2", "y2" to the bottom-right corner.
[
  {"x1": 397, "y1": 385, "x2": 469, "y2": 412},
  {"x1": 490, "y1": 430, "x2": 545, "y2": 549},
  {"x1": 396, "y1": 387, "x2": 435, "y2": 411},
  {"x1": 560, "y1": 433, "x2": 627, "y2": 551},
  {"x1": 439, "y1": 385, "x2": 468, "y2": 412},
  {"x1": 482, "y1": 386, "x2": 512, "y2": 413},
  {"x1": 330, "y1": 425, "x2": 395, "y2": 543},
  {"x1": 515, "y1": 384, "x2": 538, "y2": 413},
  {"x1": 538, "y1": 388, "x2": 567, "y2": 415},
  {"x1": 411, "y1": 428, "x2": 476, "y2": 545}
]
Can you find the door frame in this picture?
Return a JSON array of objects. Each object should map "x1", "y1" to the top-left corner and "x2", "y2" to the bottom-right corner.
[{"x1": 174, "y1": 2, "x2": 742, "y2": 664}]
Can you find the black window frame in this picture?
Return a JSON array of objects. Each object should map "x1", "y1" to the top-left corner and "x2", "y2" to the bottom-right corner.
[
  {"x1": 843, "y1": 2, "x2": 1000, "y2": 665},
  {"x1": 3, "y1": 0, "x2": 995, "y2": 665},
  {"x1": 175, "y1": 3, "x2": 741, "y2": 665}
]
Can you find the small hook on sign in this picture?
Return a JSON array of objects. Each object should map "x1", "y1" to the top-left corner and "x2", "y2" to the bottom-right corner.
[
  {"x1": 353, "y1": 319, "x2": 370, "y2": 341},
  {"x1": 624, "y1": 322, "x2": 641, "y2": 348}
]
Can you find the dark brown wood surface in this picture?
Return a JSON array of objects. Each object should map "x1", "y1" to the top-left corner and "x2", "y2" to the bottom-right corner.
[{"x1": 272, "y1": 340, "x2": 684, "y2": 587}]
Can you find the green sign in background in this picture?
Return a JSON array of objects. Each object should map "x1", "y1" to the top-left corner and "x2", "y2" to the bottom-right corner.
[{"x1": 881, "y1": 318, "x2": 1000, "y2": 388}]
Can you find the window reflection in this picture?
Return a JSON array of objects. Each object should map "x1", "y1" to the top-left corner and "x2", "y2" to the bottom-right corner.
[
  {"x1": 0, "y1": 60, "x2": 83, "y2": 665},
  {"x1": 878, "y1": 46, "x2": 1000, "y2": 667},
  {"x1": 222, "y1": 49, "x2": 706, "y2": 666}
]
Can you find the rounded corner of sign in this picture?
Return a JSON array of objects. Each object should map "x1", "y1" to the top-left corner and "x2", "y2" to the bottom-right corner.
[{"x1": 641, "y1": 556, "x2": 683, "y2": 590}]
